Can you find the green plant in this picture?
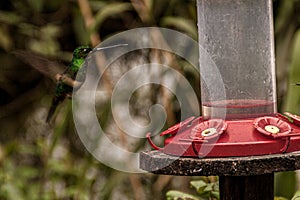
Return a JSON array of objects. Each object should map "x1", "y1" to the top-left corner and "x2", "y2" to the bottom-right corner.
[{"x1": 166, "y1": 177, "x2": 219, "y2": 200}]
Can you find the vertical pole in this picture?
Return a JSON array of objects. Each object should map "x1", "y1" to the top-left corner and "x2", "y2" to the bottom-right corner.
[{"x1": 219, "y1": 173, "x2": 274, "y2": 200}]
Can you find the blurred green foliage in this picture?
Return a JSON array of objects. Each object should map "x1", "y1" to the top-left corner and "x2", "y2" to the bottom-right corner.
[
  {"x1": 166, "y1": 177, "x2": 219, "y2": 200},
  {"x1": 0, "y1": 0, "x2": 198, "y2": 199},
  {"x1": 0, "y1": 0, "x2": 300, "y2": 199}
]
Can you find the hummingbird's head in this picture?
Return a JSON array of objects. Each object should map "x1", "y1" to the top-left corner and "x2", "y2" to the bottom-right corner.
[{"x1": 73, "y1": 46, "x2": 93, "y2": 59}]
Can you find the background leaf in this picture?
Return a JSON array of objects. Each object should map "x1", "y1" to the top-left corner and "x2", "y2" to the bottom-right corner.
[
  {"x1": 166, "y1": 190, "x2": 202, "y2": 200},
  {"x1": 92, "y1": 2, "x2": 133, "y2": 32},
  {"x1": 160, "y1": 16, "x2": 198, "y2": 39}
]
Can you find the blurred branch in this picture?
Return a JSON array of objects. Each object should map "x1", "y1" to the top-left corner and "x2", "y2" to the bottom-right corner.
[
  {"x1": 153, "y1": 175, "x2": 173, "y2": 193},
  {"x1": 77, "y1": 0, "x2": 113, "y2": 94},
  {"x1": 129, "y1": 175, "x2": 147, "y2": 200},
  {"x1": 131, "y1": 0, "x2": 154, "y2": 25},
  {"x1": 160, "y1": 16, "x2": 198, "y2": 39},
  {"x1": 92, "y1": 2, "x2": 132, "y2": 32},
  {"x1": 149, "y1": 28, "x2": 184, "y2": 126},
  {"x1": 77, "y1": 0, "x2": 101, "y2": 47}
]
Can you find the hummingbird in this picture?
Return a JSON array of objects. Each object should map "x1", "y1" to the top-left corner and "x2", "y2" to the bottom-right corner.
[
  {"x1": 46, "y1": 46, "x2": 92, "y2": 123},
  {"x1": 13, "y1": 44, "x2": 128, "y2": 123}
]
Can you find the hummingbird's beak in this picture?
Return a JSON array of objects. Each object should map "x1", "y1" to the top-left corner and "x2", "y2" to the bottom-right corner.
[{"x1": 92, "y1": 44, "x2": 128, "y2": 52}]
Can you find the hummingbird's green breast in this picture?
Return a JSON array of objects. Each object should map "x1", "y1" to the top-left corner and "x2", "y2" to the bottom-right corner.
[
  {"x1": 70, "y1": 57, "x2": 85, "y2": 76},
  {"x1": 54, "y1": 47, "x2": 91, "y2": 98}
]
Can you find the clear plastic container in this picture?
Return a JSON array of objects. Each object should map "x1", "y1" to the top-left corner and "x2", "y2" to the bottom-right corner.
[{"x1": 197, "y1": 0, "x2": 276, "y2": 119}]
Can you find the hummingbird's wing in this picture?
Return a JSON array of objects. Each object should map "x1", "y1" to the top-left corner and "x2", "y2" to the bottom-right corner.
[{"x1": 13, "y1": 50, "x2": 65, "y2": 81}]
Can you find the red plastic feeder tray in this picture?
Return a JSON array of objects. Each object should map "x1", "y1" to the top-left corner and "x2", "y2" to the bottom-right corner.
[{"x1": 147, "y1": 112, "x2": 300, "y2": 158}]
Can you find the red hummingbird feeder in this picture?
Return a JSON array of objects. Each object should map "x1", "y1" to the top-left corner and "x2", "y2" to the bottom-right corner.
[{"x1": 146, "y1": 0, "x2": 300, "y2": 158}]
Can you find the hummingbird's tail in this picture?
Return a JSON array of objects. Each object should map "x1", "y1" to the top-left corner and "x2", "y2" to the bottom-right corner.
[{"x1": 46, "y1": 96, "x2": 65, "y2": 123}]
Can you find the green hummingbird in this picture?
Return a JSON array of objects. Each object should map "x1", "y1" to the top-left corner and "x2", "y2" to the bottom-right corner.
[
  {"x1": 14, "y1": 44, "x2": 128, "y2": 123},
  {"x1": 46, "y1": 46, "x2": 92, "y2": 123}
]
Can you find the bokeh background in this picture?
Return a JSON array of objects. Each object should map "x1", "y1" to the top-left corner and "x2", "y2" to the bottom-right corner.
[{"x1": 0, "y1": 0, "x2": 300, "y2": 199}]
